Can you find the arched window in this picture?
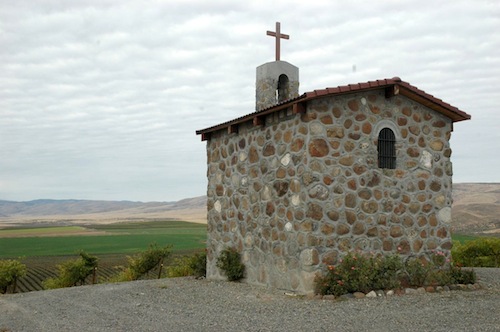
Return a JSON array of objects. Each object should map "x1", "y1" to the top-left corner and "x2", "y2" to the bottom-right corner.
[{"x1": 378, "y1": 128, "x2": 396, "y2": 169}]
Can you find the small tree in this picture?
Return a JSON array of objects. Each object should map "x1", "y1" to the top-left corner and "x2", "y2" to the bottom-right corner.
[
  {"x1": 43, "y1": 251, "x2": 98, "y2": 289},
  {"x1": 0, "y1": 259, "x2": 27, "y2": 294},
  {"x1": 216, "y1": 248, "x2": 245, "y2": 282}
]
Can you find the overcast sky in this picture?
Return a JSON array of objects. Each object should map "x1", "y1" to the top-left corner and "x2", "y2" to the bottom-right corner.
[{"x1": 1, "y1": 0, "x2": 499, "y2": 202}]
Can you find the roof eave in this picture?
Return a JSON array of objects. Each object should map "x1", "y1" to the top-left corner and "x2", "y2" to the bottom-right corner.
[
  {"x1": 196, "y1": 78, "x2": 471, "y2": 140},
  {"x1": 397, "y1": 85, "x2": 471, "y2": 122}
]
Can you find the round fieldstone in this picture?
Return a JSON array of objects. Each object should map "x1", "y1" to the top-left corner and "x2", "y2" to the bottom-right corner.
[
  {"x1": 358, "y1": 188, "x2": 372, "y2": 200},
  {"x1": 353, "y1": 292, "x2": 365, "y2": 299},
  {"x1": 215, "y1": 184, "x2": 224, "y2": 196},
  {"x1": 238, "y1": 138, "x2": 246, "y2": 149},
  {"x1": 263, "y1": 143, "x2": 275, "y2": 156},
  {"x1": 409, "y1": 125, "x2": 420, "y2": 135},
  {"x1": 291, "y1": 138, "x2": 304, "y2": 152},
  {"x1": 309, "y1": 139, "x2": 329, "y2": 157},
  {"x1": 321, "y1": 115, "x2": 333, "y2": 124},
  {"x1": 430, "y1": 180, "x2": 442, "y2": 192},
  {"x1": 437, "y1": 227, "x2": 448, "y2": 238},
  {"x1": 390, "y1": 225, "x2": 403, "y2": 238},
  {"x1": 332, "y1": 107, "x2": 342, "y2": 118},
  {"x1": 345, "y1": 210, "x2": 356, "y2": 224},
  {"x1": 367, "y1": 227, "x2": 378, "y2": 237},
  {"x1": 438, "y1": 207, "x2": 452, "y2": 223},
  {"x1": 327, "y1": 210, "x2": 339, "y2": 221},
  {"x1": 290, "y1": 179, "x2": 301, "y2": 193},
  {"x1": 430, "y1": 140, "x2": 444, "y2": 151},
  {"x1": 273, "y1": 181, "x2": 289, "y2": 197},
  {"x1": 307, "y1": 202, "x2": 324, "y2": 221},
  {"x1": 413, "y1": 238, "x2": 424, "y2": 252},
  {"x1": 407, "y1": 147, "x2": 420, "y2": 158},
  {"x1": 309, "y1": 184, "x2": 330, "y2": 200},
  {"x1": 327, "y1": 126, "x2": 344, "y2": 139},
  {"x1": 361, "y1": 201, "x2": 378, "y2": 213},
  {"x1": 433, "y1": 120, "x2": 446, "y2": 128},
  {"x1": 352, "y1": 222, "x2": 365, "y2": 235},
  {"x1": 336, "y1": 223, "x2": 350, "y2": 235},
  {"x1": 345, "y1": 193, "x2": 357, "y2": 208},
  {"x1": 348, "y1": 99, "x2": 359, "y2": 111},
  {"x1": 266, "y1": 202, "x2": 275, "y2": 216},
  {"x1": 321, "y1": 223, "x2": 335, "y2": 235}
]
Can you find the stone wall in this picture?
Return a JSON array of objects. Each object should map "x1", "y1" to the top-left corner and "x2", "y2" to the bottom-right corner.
[{"x1": 205, "y1": 89, "x2": 454, "y2": 294}]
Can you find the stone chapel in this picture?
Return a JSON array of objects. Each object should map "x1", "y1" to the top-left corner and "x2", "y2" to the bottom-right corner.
[{"x1": 196, "y1": 23, "x2": 471, "y2": 294}]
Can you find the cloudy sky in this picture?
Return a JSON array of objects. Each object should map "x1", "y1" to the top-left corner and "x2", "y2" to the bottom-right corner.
[{"x1": 1, "y1": 0, "x2": 499, "y2": 202}]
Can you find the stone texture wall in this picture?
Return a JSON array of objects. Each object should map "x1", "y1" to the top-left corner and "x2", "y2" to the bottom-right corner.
[{"x1": 205, "y1": 89, "x2": 454, "y2": 294}]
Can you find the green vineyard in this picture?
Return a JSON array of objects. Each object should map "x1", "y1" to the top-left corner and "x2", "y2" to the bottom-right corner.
[
  {"x1": 8, "y1": 254, "x2": 172, "y2": 293},
  {"x1": 14, "y1": 265, "x2": 124, "y2": 293},
  {"x1": 7, "y1": 255, "x2": 126, "y2": 293}
]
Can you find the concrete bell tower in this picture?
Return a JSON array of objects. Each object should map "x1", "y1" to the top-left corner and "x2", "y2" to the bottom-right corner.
[{"x1": 256, "y1": 22, "x2": 299, "y2": 111}]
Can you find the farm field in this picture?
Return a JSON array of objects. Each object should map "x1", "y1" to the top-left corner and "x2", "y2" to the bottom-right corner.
[
  {"x1": 0, "y1": 220, "x2": 207, "y2": 293},
  {"x1": 0, "y1": 220, "x2": 206, "y2": 258}
]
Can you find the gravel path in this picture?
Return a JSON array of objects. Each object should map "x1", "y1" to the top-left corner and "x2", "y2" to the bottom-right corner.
[{"x1": 1, "y1": 268, "x2": 499, "y2": 332}]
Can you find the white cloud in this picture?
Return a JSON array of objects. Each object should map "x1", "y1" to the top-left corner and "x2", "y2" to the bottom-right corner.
[{"x1": 0, "y1": 0, "x2": 499, "y2": 201}]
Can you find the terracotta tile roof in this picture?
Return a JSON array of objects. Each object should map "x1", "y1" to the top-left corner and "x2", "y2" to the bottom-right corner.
[{"x1": 196, "y1": 77, "x2": 471, "y2": 140}]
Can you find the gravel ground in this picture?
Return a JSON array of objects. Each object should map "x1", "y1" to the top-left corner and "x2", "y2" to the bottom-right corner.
[{"x1": 1, "y1": 268, "x2": 499, "y2": 332}]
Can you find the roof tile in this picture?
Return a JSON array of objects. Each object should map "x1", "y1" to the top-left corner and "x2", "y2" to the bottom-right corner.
[{"x1": 197, "y1": 77, "x2": 470, "y2": 138}]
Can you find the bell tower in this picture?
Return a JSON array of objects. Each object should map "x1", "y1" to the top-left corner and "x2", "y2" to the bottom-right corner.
[{"x1": 256, "y1": 22, "x2": 299, "y2": 111}]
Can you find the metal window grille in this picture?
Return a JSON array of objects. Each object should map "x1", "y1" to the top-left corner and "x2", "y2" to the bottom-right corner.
[{"x1": 378, "y1": 128, "x2": 396, "y2": 169}]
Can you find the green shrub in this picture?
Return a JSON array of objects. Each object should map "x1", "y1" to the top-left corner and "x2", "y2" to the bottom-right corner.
[
  {"x1": 448, "y1": 264, "x2": 476, "y2": 284},
  {"x1": 402, "y1": 257, "x2": 432, "y2": 287},
  {"x1": 167, "y1": 251, "x2": 207, "y2": 279},
  {"x1": 452, "y1": 238, "x2": 500, "y2": 267},
  {"x1": 315, "y1": 252, "x2": 402, "y2": 296},
  {"x1": 43, "y1": 251, "x2": 98, "y2": 289},
  {"x1": 189, "y1": 251, "x2": 207, "y2": 279},
  {"x1": 167, "y1": 256, "x2": 195, "y2": 278},
  {"x1": 315, "y1": 251, "x2": 477, "y2": 296},
  {"x1": 372, "y1": 254, "x2": 403, "y2": 290},
  {"x1": 0, "y1": 259, "x2": 27, "y2": 294},
  {"x1": 216, "y1": 248, "x2": 245, "y2": 282},
  {"x1": 115, "y1": 243, "x2": 172, "y2": 281}
]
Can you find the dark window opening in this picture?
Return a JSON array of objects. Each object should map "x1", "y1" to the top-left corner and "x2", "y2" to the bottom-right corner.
[
  {"x1": 378, "y1": 128, "x2": 396, "y2": 169},
  {"x1": 277, "y1": 74, "x2": 289, "y2": 103}
]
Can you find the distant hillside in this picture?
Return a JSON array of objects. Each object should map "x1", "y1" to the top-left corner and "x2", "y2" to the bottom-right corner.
[
  {"x1": 0, "y1": 184, "x2": 498, "y2": 235},
  {"x1": 0, "y1": 196, "x2": 206, "y2": 227},
  {"x1": 452, "y1": 183, "x2": 500, "y2": 235}
]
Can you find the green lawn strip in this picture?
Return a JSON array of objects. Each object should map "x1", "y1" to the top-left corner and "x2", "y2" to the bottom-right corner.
[
  {"x1": 0, "y1": 233, "x2": 206, "y2": 258},
  {"x1": 451, "y1": 233, "x2": 479, "y2": 244}
]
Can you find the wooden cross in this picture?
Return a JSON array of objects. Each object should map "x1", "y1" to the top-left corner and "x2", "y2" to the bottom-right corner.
[{"x1": 266, "y1": 22, "x2": 289, "y2": 61}]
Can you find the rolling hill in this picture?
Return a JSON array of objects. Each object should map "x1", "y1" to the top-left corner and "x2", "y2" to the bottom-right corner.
[
  {"x1": 451, "y1": 183, "x2": 500, "y2": 235},
  {"x1": 0, "y1": 183, "x2": 498, "y2": 235},
  {"x1": 0, "y1": 196, "x2": 206, "y2": 227}
]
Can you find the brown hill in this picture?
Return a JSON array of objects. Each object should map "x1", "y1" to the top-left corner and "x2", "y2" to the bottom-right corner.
[
  {"x1": 0, "y1": 196, "x2": 207, "y2": 227},
  {"x1": 452, "y1": 183, "x2": 500, "y2": 235},
  {"x1": 0, "y1": 183, "x2": 498, "y2": 235}
]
